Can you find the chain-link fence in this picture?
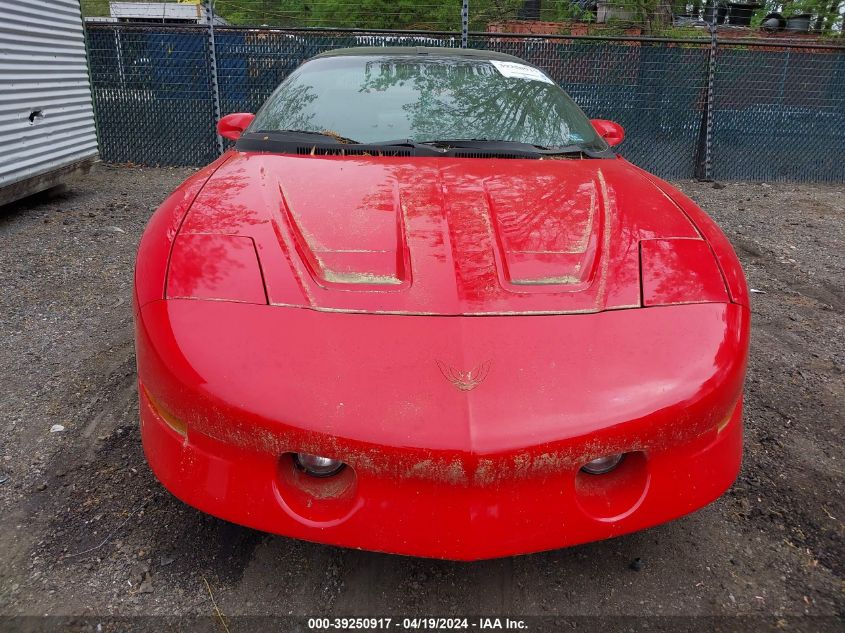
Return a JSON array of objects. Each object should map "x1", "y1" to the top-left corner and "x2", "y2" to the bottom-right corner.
[
  {"x1": 712, "y1": 41, "x2": 845, "y2": 181},
  {"x1": 86, "y1": 25, "x2": 220, "y2": 165},
  {"x1": 84, "y1": 19, "x2": 845, "y2": 182}
]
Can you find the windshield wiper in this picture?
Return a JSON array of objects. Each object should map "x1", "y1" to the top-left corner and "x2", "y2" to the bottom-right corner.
[
  {"x1": 416, "y1": 138, "x2": 604, "y2": 157},
  {"x1": 241, "y1": 132, "x2": 609, "y2": 159},
  {"x1": 367, "y1": 138, "x2": 449, "y2": 152},
  {"x1": 255, "y1": 129, "x2": 360, "y2": 145}
]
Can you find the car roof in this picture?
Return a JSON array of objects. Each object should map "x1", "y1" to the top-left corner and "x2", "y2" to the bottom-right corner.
[{"x1": 312, "y1": 46, "x2": 529, "y2": 65}]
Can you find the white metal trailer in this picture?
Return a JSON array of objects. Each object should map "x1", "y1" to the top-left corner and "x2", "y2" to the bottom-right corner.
[{"x1": 0, "y1": 0, "x2": 99, "y2": 206}]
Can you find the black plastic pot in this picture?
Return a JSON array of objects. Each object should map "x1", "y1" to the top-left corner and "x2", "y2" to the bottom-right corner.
[
  {"x1": 726, "y1": 2, "x2": 761, "y2": 26},
  {"x1": 786, "y1": 13, "x2": 813, "y2": 32},
  {"x1": 703, "y1": 2, "x2": 727, "y2": 24},
  {"x1": 761, "y1": 12, "x2": 785, "y2": 31}
]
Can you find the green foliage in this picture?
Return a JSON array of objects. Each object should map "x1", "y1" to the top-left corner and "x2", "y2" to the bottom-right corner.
[
  {"x1": 468, "y1": 0, "x2": 526, "y2": 29},
  {"x1": 540, "y1": 2, "x2": 597, "y2": 23},
  {"x1": 214, "y1": 0, "x2": 590, "y2": 29},
  {"x1": 80, "y1": 0, "x2": 111, "y2": 17},
  {"x1": 213, "y1": 0, "x2": 460, "y2": 29}
]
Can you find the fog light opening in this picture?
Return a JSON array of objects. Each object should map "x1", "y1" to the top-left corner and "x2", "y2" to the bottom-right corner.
[
  {"x1": 581, "y1": 453, "x2": 625, "y2": 475},
  {"x1": 293, "y1": 453, "x2": 345, "y2": 478}
]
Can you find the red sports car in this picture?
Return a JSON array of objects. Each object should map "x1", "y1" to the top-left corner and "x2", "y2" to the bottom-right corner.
[{"x1": 134, "y1": 47, "x2": 749, "y2": 560}]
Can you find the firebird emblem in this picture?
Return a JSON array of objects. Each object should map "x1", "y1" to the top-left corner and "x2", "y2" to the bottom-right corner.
[{"x1": 436, "y1": 360, "x2": 492, "y2": 392}]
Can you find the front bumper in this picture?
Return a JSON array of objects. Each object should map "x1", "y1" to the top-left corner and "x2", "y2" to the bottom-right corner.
[{"x1": 136, "y1": 299, "x2": 748, "y2": 560}]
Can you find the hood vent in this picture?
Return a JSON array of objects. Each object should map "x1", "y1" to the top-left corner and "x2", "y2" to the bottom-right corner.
[
  {"x1": 452, "y1": 151, "x2": 540, "y2": 160},
  {"x1": 295, "y1": 146, "x2": 412, "y2": 157}
]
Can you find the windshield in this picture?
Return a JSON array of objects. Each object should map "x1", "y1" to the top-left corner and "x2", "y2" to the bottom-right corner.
[{"x1": 249, "y1": 55, "x2": 606, "y2": 151}]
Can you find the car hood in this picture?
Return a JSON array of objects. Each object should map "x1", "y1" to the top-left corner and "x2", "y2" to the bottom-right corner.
[{"x1": 177, "y1": 152, "x2": 702, "y2": 315}]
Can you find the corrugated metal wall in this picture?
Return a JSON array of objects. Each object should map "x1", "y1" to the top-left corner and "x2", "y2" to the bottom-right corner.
[{"x1": 0, "y1": 0, "x2": 99, "y2": 189}]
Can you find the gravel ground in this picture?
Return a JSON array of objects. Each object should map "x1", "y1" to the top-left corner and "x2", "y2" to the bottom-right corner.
[{"x1": 0, "y1": 165, "x2": 842, "y2": 631}]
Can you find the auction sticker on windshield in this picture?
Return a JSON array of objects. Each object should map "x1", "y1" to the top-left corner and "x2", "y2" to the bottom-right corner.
[{"x1": 489, "y1": 60, "x2": 555, "y2": 84}]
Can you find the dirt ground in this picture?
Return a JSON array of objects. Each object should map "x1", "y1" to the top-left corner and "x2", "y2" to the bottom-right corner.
[{"x1": 0, "y1": 165, "x2": 842, "y2": 631}]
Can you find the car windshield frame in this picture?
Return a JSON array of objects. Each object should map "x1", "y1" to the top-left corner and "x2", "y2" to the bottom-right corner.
[{"x1": 238, "y1": 53, "x2": 611, "y2": 158}]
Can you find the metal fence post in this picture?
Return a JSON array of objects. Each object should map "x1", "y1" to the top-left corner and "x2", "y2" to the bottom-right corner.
[
  {"x1": 705, "y1": 24, "x2": 718, "y2": 181},
  {"x1": 204, "y1": 0, "x2": 224, "y2": 155},
  {"x1": 696, "y1": 22, "x2": 718, "y2": 181},
  {"x1": 461, "y1": 0, "x2": 469, "y2": 49}
]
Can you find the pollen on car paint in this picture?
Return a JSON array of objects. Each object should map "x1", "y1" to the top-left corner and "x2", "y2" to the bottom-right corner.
[{"x1": 322, "y1": 270, "x2": 403, "y2": 285}]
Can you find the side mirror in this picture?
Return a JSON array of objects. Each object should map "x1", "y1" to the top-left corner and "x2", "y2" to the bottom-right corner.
[
  {"x1": 590, "y1": 119, "x2": 625, "y2": 147},
  {"x1": 217, "y1": 112, "x2": 255, "y2": 141}
]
